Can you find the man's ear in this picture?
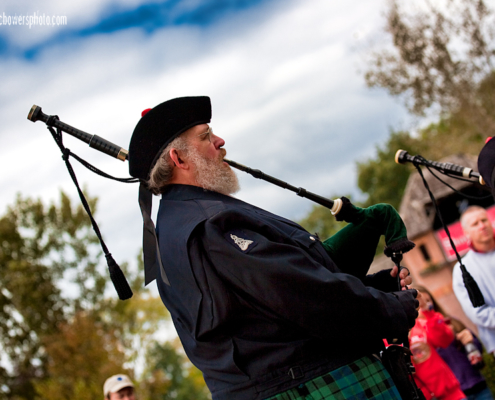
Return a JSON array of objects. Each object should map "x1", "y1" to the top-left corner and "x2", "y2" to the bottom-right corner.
[{"x1": 169, "y1": 148, "x2": 189, "y2": 170}]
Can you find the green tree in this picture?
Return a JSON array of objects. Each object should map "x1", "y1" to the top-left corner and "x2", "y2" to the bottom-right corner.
[
  {"x1": 365, "y1": 0, "x2": 495, "y2": 120},
  {"x1": 140, "y1": 339, "x2": 211, "y2": 400},
  {"x1": 34, "y1": 311, "x2": 129, "y2": 400},
  {"x1": 0, "y1": 192, "x2": 209, "y2": 399},
  {"x1": 358, "y1": 0, "x2": 495, "y2": 206},
  {"x1": 0, "y1": 192, "x2": 99, "y2": 398},
  {"x1": 357, "y1": 131, "x2": 422, "y2": 209}
]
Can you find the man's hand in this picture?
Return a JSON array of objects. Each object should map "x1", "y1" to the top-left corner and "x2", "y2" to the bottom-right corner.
[
  {"x1": 456, "y1": 329, "x2": 474, "y2": 345},
  {"x1": 390, "y1": 266, "x2": 412, "y2": 290}
]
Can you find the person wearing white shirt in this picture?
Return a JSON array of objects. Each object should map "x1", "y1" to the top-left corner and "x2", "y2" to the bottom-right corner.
[{"x1": 453, "y1": 205, "x2": 495, "y2": 359}]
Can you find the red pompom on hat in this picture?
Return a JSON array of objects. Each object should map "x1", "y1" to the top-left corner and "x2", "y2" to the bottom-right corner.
[{"x1": 141, "y1": 108, "x2": 152, "y2": 117}]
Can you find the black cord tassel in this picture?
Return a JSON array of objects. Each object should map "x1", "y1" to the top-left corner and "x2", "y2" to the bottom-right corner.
[
  {"x1": 460, "y1": 264, "x2": 485, "y2": 307},
  {"x1": 106, "y1": 254, "x2": 133, "y2": 300}
]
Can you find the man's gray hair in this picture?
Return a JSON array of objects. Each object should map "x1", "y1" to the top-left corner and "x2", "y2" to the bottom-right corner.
[{"x1": 147, "y1": 135, "x2": 189, "y2": 195}]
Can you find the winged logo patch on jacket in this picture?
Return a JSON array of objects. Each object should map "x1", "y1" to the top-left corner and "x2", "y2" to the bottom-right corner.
[
  {"x1": 225, "y1": 229, "x2": 258, "y2": 252},
  {"x1": 230, "y1": 234, "x2": 253, "y2": 251}
]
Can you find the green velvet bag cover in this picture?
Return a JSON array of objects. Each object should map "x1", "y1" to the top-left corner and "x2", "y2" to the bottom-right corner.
[{"x1": 322, "y1": 202, "x2": 411, "y2": 279}]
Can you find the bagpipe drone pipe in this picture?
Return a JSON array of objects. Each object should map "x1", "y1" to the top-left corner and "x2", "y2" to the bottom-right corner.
[{"x1": 395, "y1": 149, "x2": 487, "y2": 308}]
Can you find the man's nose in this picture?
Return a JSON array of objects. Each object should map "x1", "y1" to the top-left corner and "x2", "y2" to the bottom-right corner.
[{"x1": 211, "y1": 133, "x2": 225, "y2": 149}]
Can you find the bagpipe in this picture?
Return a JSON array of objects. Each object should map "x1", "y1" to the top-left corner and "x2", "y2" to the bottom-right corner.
[{"x1": 27, "y1": 104, "x2": 416, "y2": 291}]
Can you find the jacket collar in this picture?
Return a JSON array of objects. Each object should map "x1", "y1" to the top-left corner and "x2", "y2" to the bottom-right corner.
[
  {"x1": 160, "y1": 184, "x2": 304, "y2": 230},
  {"x1": 161, "y1": 184, "x2": 246, "y2": 206}
]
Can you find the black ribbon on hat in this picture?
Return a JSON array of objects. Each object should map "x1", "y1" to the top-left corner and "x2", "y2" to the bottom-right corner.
[
  {"x1": 138, "y1": 182, "x2": 169, "y2": 286},
  {"x1": 129, "y1": 97, "x2": 212, "y2": 287}
]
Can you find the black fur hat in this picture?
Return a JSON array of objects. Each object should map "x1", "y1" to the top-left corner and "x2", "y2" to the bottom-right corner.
[{"x1": 128, "y1": 96, "x2": 211, "y2": 180}]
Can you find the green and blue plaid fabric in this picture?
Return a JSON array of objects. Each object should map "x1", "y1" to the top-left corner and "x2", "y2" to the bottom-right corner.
[{"x1": 265, "y1": 355, "x2": 401, "y2": 400}]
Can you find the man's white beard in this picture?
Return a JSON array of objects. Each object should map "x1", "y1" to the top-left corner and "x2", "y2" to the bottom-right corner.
[{"x1": 189, "y1": 148, "x2": 240, "y2": 195}]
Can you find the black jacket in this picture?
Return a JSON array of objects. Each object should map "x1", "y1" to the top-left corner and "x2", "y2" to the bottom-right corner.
[{"x1": 155, "y1": 184, "x2": 413, "y2": 399}]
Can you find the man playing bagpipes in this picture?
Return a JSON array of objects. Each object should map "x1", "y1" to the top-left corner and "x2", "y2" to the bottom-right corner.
[{"x1": 127, "y1": 96, "x2": 420, "y2": 400}]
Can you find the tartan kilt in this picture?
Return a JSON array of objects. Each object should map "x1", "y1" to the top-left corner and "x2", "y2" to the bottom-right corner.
[{"x1": 265, "y1": 355, "x2": 401, "y2": 400}]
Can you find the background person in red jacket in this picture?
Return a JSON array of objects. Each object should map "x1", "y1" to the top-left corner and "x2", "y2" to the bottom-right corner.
[
  {"x1": 409, "y1": 286, "x2": 466, "y2": 400},
  {"x1": 415, "y1": 286, "x2": 493, "y2": 400}
]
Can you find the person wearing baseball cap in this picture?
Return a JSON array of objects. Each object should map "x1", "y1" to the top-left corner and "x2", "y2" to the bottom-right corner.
[{"x1": 103, "y1": 374, "x2": 136, "y2": 400}]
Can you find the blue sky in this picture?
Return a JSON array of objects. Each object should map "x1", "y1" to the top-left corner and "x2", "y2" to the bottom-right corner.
[
  {"x1": 0, "y1": 0, "x2": 412, "y2": 276},
  {"x1": 0, "y1": 0, "x2": 276, "y2": 59}
]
